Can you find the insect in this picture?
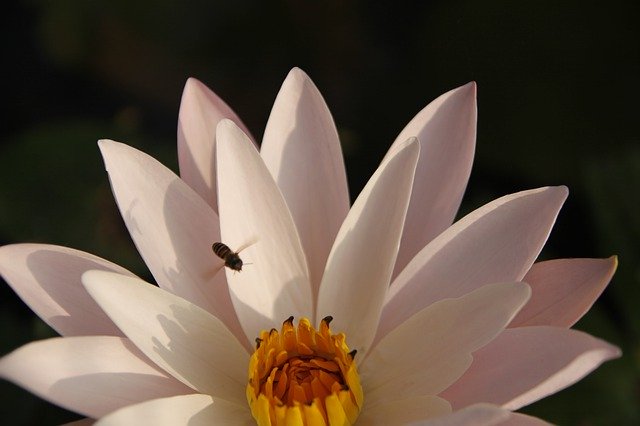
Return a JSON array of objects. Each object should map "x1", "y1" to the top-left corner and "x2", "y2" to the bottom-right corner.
[{"x1": 212, "y1": 241, "x2": 249, "y2": 272}]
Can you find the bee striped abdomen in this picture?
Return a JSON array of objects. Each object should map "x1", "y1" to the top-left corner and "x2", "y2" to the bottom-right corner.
[
  {"x1": 212, "y1": 242, "x2": 232, "y2": 259},
  {"x1": 212, "y1": 242, "x2": 244, "y2": 272}
]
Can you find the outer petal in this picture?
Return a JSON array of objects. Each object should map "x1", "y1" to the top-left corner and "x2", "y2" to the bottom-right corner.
[
  {"x1": 82, "y1": 270, "x2": 249, "y2": 406},
  {"x1": 95, "y1": 394, "x2": 252, "y2": 426},
  {"x1": 414, "y1": 404, "x2": 511, "y2": 426},
  {"x1": 510, "y1": 257, "x2": 617, "y2": 328},
  {"x1": 261, "y1": 68, "x2": 349, "y2": 299},
  {"x1": 62, "y1": 419, "x2": 95, "y2": 426},
  {"x1": 362, "y1": 282, "x2": 531, "y2": 406},
  {"x1": 316, "y1": 138, "x2": 419, "y2": 355},
  {"x1": 178, "y1": 77, "x2": 253, "y2": 212},
  {"x1": 0, "y1": 243, "x2": 132, "y2": 336},
  {"x1": 440, "y1": 326, "x2": 621, "y2": 410},
  {"x1": 499, "y1": 413, "x2": 552, "y2": 425},
  {"x1": 99, "y1": 140, "x2": 244, "y2": 344},
  {"x1": 377, "y1": 186, "x2": 567, "y2": 343},
  {"x1": 358, "y1": 395, "x2": 451, "y2": 425},
  {"x1": 0, "y1": 336, "x2": 193, "y2": 418},
  {"x1": 388, "y1": 82, "x2": 477, "y2": 278},
  {"x1": 216, "y1": 120, "x2": 312, "y2": 339}
]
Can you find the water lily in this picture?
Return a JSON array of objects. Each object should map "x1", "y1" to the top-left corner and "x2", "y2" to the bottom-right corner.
[{"x1": 0, "y1": 68, "x2": 620, "y2": 425}]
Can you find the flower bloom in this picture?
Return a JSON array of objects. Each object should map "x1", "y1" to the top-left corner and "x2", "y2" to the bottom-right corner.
[{"x1": 0, "y1": 68, "x2": 620, "y2": 425}]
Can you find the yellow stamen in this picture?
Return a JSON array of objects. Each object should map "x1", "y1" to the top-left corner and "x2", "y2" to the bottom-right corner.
[{"x1": 247, "y1": 317, "x2": 363, "y2": 425}]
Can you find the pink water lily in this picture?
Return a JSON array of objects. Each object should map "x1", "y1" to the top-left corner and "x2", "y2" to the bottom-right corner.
[{"x1": 0, "y1": 68, "x2": 619, "y2": 425}]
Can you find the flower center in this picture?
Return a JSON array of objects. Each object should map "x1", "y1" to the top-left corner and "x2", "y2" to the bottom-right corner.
[{"x1": 246, "y1": 316, "x2": 364, "y2": 425}]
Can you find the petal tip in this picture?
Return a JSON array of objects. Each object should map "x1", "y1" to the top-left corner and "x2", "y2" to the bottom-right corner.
[
  {"x1": 97, "y1": 139, "x2": 116, "y2": 150},
  {"x1": 608, "y1": 344, "x2": 623, "y2": 360},
  {"x1": 288, "y1": 66, "x2": 309, "y2": 80},
  {"x1": 81, "y1": 269, "x2": 113, "y2": 293},
  {"x1": 216, "y1": 118, "x2": 237, "y2": 133},
  {"x1": 555, "y1": 184, "x2": 569, "y2": 199},
  {"x1": 182, "y1": 77, "x2": 212, "y2": 101},
  {"x1": 282, "y1": 67, "x2": 313, "y2": 94},
  {"x1": 516, "y1": 281, "x2": 533, "y2": 307},
  {"x1": 610, "y1": 255, "x2": 619, "y2": 270},
  {"x1": 184, "y1": 76, "x2": 203, "y2": 90},
  {"x1": 463, "y1": 80, "x2": 477, "y2": 95}
]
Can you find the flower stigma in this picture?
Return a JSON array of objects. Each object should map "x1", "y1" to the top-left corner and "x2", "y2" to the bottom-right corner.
[{"x1": 247, "y1": 316, "x2": 364, "y2": 425}]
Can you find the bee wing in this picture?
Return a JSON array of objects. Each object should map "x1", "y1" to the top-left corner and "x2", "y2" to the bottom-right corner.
[
  {"x1": 202, "y1": 262, "x2": 225, "y2": 281},
  {"x1": 236, "y1": 236, "x2": 259, "y2": 254}
]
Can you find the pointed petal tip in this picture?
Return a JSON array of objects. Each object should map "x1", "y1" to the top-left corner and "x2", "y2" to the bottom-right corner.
[
  {"x1": 445, "y1": 81, "x2": 477, "y2": 104},
  {"x1": 97, "y1": 139, "x2": 115, "y2": 149},
  {"x1": 519, "y1": 280, "x2": 533, "y2": 302},
  {"x1": 610, "y1": 254, "x2": 619, "y2": 269},
  {"x1": 81, "y1": 269, "x2": 114, "y2": 293},
  {"x1": 461, "y1": 81, "x2": 477, "y2": 94},
  {"x1": 396, "y1": 136, "x2": 420, "y2": 153},
  {"x1": 216, "y1": 118, "x2": 239, "y2": 134},
  {"x1": 97, "y1": 139, "x2": 129, "y2": 157},
  {"x1": 181, "y1": 77, "x2": 216, "y2": 102},
  {"x1": 609, "y1": 343, "x2": 623, "y2": 359},
  {"x1": 287, "y1": 66, "x2": 310, "y2": 81},
  {"x1": 550, "y1": 185, "x2": 569, "y2": 206},
  {"x1": 526, "y1": 185, "x2": 569, "y2": 204},
  {"x1": 280, "y1": 67, "x2": 315, "y2": 95},
  {"x1": 184, "y1": 76, "x2": 203, "y2": 90},
  {"x1": 557, "y1": 184, "x2": 569, "y2": 197}
]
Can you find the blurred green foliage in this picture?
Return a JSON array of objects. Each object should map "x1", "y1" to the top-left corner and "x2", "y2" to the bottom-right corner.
[{"x1": 1, "y1": 0, "x2": 638, "y2": 424}]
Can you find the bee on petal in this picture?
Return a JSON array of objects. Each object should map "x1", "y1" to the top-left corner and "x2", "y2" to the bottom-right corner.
[
  {"x1": 212, "y1": 242, "x2": 244, "y2": 271},
  {"x1": 210, "y1": 239, "x2": 257, "y2": 275}
]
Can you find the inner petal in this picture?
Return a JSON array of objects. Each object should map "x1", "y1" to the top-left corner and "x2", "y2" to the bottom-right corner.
[{"x1": 247, "y1": 316, "x2": 363, "y2": 425}]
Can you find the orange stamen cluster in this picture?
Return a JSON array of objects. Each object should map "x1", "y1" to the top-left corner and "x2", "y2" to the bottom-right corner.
[{"x1": 247, "y1": 316, "x2": 363, "y2": 425}]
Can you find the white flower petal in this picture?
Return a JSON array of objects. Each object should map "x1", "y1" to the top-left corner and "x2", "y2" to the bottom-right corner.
[
  {"x1": 358, "y1": 395, "x2": 451, "y2": 425},
  {"x1": 95, "y1": 394, "x2": 252, "y2": 426},
  {"x1": 317, "y1": 138, "x2": 419, "y2": 355},
  {"x1": 378, "y1": 186, "x2": 567, "y2": 344},
  {"x1": 82, "y1": 270, "x2": 249, "y2": 406},
  {"x1": 499, "y1": 413, "x2": 552, "y2": 426},
  {"x1": 99, "y1": 140, "x2": 244, "y2": 344},
  {"x1": 440, "y1": 326, "x2": 621, "y2": 410},
  {"x1": 0, "y1": 336, "x2": 192, "y2": 418},
  {"x1": 216, "y1": 120, "x2": 312, "y2": 339},
  {"x1": 511, "y1": 257, "x2": 617, "y2": 327},
  {"x1": 415, "y1": 404, "x2": 511, "y2": 426},
  {"x1": 61, "y1": 419, "x2": 95, "y2": 426},
  {"x1": 261, "y1": 68, "x2": 349, "y2": 300},
  {"x1": 389, "y1": 82, "x2": 477, "y2": 278},
  {"x1": 0, "y1": 244, "x2": 130, "y2": 336},
  {"x1": 362, "y1": 282, "x2": 530, "y2": 405},
  {"x1": 178, "y1": 77, "x2": 253, "y2": 212}
]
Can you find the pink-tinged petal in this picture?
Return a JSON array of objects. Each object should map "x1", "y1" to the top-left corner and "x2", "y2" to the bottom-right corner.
[
  {"x1": 177, "y1": 78, "x2": 253, "y2": 212},
  {"x1": 95, "y1": 394, "x2": 252, "y2": 426},
  {"x1": 261, "y1": 68, "x2": 349, "y2": 300},
  {"x1": 216, "y1": 120, "x2": 312, "y2": 339},
  {"x1": 98, "y1": 140, "x2": 245, "y2": 345},
  {"x1": 362, "y1": 282, "x2": 531, "y2": 406},
  {"x1": 499, "y1": 413, "x2": 552, "y2": 426},
  {"x1": 510, "y1": 257, "x2": 617, "y2": 328},
  {"x1": 417, "y1": 404, "x2": 511, "y2": 426},
  {"x1": 358, "y1": 395, "x2": 451, "y2": 425},
  {"x1": 317, "y1": 138, "x2": 419, "y2": 355},
  {"x1": 62, "y1": 419, "x2": 95, "y2": 426},
  {"x1": 377, "y1": 186, "x2": 568, "y2": 344},
  {"x1": 0, "y1": 336, "x2": 193, "y2": 419},
  {"x1": 0, "y1": 243, "x2": 132, "y2": 336},
  {"x1": 82, "y1": 270, "x2": 249, "y2": 406},
  {"x1": 440, "y1": 326, "x2": 621, "y2": 410},
  {"x1": 389, "y1": 83, "x2": 477, "y2": 278}
]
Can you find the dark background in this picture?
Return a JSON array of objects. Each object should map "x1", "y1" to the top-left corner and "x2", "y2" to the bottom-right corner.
[{"x1": 1, "y1": 1, "x2": 638, "y2": 424}]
